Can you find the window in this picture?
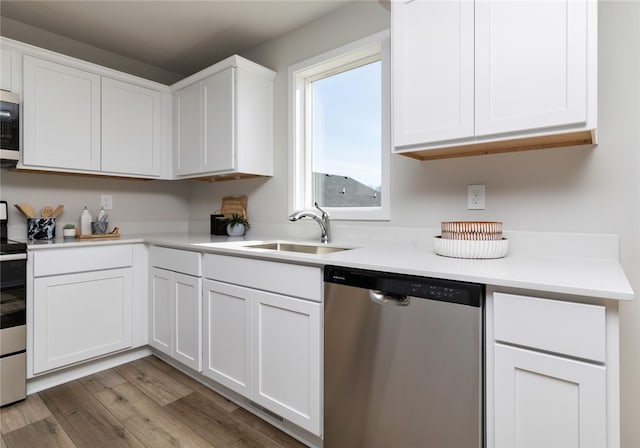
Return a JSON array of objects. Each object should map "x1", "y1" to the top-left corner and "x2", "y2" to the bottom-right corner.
[{"x1": 289, "y1": 31, "x2": 390, "y2": 220}]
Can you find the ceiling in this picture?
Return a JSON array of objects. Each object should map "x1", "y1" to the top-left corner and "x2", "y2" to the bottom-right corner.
[{"x1": 0, "y1": 0, "x2": 356, "y2": 78}]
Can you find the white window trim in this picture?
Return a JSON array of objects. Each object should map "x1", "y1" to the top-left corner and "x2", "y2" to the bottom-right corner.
[{"x1": 288, "y1": 30, "x2": 391, "y2": 221}]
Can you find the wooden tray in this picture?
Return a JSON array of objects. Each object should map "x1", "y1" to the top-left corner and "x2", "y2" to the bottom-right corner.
[{"x1": 76, "y1": 227, "x2": 120, "y2": 240}]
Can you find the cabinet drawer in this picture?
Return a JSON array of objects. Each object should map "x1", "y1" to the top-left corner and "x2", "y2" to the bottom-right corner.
[
  {"x1": 493, "y1": 293, "x2": 605, "y2": 362},
  {"x1": 32, "y1": 245, "x2": 133, "y2": 277},
  {"x1": 204, "y1": 254, "x2": 322, "y2": 302},
  {"x1": 150, "y1": 246, "x2": 202, "y2": 276}
]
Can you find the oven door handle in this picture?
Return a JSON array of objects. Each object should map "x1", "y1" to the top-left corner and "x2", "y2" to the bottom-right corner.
[{"x1": 0, "y1": 253, "x2": 27, "y2": 261}]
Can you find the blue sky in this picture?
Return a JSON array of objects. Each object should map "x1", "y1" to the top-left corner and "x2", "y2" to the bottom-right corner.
[{"x1": 311, "y1": 60, "x2": 382, "y2": 190}]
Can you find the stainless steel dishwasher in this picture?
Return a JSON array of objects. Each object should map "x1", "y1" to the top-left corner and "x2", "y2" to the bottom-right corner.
[{"x1": 324, "y1": 266, "x2": 484, "y2": 448}]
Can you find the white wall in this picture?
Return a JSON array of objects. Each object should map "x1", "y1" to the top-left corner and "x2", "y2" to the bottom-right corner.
[
  {"x1": 1, "y1": 170, "x2": 191, "y2": 237},
  {"x1": 190, "y1": 2, "x2": 640, "y2": 446}
]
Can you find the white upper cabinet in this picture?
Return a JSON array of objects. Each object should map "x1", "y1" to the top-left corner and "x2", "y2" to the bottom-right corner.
[
  {"x1": 5, "y1": 37, "x2": 169, "y2": 178},
  {"x1": 174, "y1": 81, "x2": 203, "y2": 175},
  {"x1": 174, "y1": 68, "x2": 234, "y2": 176},
  {"x1": 392, "y1": 0, "x2": 474, "y2": 146},
  {"x1": 5, "y1": 36, "x2": 272, "y2": 181},
  {"x1": 475, "y1": 0, "x2": 588, "y2": 135},
  {"x1": 202, "y1": 68, "x2": 234, "y2": 173},
  {"x1": 172, "y1": 55, "x2": 275, "y2": 180},
  {"x1": 101, "y1": 77, "x2": 162, "y2": 176},
  {"x1": 392, "y1": 0, "x2": 597, "y2": 160},
  {"x1": 23, "y1": 55, "x2": 101, "y2": 171},
  {"x1": 0, "y1": 42, "x2": 20, "y2": 93}
]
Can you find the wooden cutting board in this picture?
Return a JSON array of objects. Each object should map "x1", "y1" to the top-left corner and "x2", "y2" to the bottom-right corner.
[{"x1": 216, "y1": 195, "x2": 247, "y2": 219}]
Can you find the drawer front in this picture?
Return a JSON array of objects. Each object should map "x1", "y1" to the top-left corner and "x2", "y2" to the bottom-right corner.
[
  {"x1": 150, "y1": 246, "x2": 202, "y2": 276},
  {"x1": 493, "y1": 293, "x2": 606, "y2": 362},
  {"x1": 32, "y1": 245, "x2": 134, "y2": 277},
  {"x1": 204, "y1": 254, "x2": 322, "y2": 302}
]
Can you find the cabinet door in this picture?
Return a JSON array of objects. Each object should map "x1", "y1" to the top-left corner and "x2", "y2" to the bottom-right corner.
[
  {"x1": 173, "y1": 272, "x2": 202, "y2": 371},
  {"x1": 202, "y1": 280, "x2": 252, "y2": 396},
  {"x1": 149, "y1": 267, "x2": 172, "y2": 355},
  {"x1": 475, "y1": 0, "x2": 588, "y2": 135},
  {"x1": 252, "y1": 290, "x2": 321, "y2": 435},
  {"x1": 23, "y1": 55, "x2": 101, "y2": 171},
  {"x1": 392, "y1": 0, "x2": 474, "y2": 147},
  {"x1": 101, "y1": 77, "x2": 161, "y2": 176},
  {"x1": 494, "y1": 344, "x2": 606, "y2": 448},
  {"x1": 33, "y1": 268, "x2": 133, "y2": 374},
  {"x1": 174, "y1": 81, "x2": 203, "y2": 175},
  {"x1": 0, "y1": 45, "x2": 20, "y2": 93},
  {"x1": 202, "y1": 68, "x2": 235, "y2": 173}
]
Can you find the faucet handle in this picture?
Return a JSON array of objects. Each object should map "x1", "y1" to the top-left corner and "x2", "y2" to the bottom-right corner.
[{"x1": 314, "y1": 202, "x2": 329, "y2": 219}]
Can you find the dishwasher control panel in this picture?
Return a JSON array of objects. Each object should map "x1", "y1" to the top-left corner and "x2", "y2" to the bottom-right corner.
[{"x1": 324, "y1": 266, "x2": 484, "y2": 307}]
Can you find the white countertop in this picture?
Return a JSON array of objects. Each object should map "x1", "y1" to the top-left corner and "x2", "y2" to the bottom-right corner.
[{"x1": 27, "y1": 231, "x2": 634, "y2": 301}]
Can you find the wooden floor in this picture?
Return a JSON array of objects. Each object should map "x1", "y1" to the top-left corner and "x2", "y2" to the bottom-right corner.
[{"x1": 0, "y1": 356, "x2": 307, "y2": 448}]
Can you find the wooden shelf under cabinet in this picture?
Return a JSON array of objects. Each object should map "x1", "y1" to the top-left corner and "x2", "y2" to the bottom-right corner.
[{"x1": 396, "y1": 130, "x2": 596, "y2": 161}]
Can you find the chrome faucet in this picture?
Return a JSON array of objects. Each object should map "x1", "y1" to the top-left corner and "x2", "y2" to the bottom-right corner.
[{"x1": 288, "y1": 202, "x2": 331, "y2": 243}]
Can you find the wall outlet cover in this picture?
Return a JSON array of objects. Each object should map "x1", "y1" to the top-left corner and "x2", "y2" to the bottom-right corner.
[{"x1": 467, "y1": 185, "x2": 485, "y2": 210}]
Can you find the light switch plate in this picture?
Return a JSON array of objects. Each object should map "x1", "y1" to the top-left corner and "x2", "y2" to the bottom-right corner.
[{"x1": 101, "y1": 195, "x2": 113, "y2": 210}]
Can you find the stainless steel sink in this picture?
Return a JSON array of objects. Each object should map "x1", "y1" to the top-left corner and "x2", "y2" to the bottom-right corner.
[{"x1": 245, "y1": 242, "x2": 352, "y2": 254}]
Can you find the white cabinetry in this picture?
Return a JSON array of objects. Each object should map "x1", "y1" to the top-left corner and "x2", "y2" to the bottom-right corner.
[
  {"x1": 149, "y1": 246, "x2": 202, "y2": 371},
  {"x1": 21, "y1": 52, "x2": 167, "y2": 177},
  {"x1": 23, "y1": 55, "x2": 101, "y2": 171},
  {"x1": 487, "y1": 291, "x2": 618, "y2": 448},
  {"x1": 494, "y1": 345, "x2": 606, "y2": 448},
  {"x1": 101, "y1": 77, "x2": 162, "y2": 176},
  {"x1": 0, "y1": 41, "x2": 21, "y2": 93},
  {"x1": 202, "y1": 280, "x2": 252, "y2": 396},
  {"x1": 174, "y1": 81, "x2": 202, "y2": 175},
  {"x1": 30, "y1": 245, "x2": 137, "y2": 375},
  {"x1": 172, "y1": 55, "x2": 275, "y2": 180},
  {"x1": 392, "y1": 0, "x2": 474, "y2": 146},
  {"x1": 203, "y1": 254, "x2": 322, "y2": 436},
  {"x1": 392, "y1": 0, "x2": 597, "y2": 160}
]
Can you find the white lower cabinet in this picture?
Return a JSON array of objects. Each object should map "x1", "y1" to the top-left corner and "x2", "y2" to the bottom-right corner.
[
  {"x1": 494, "y1": 344, "x2": 606, "y2": 448},
  {"x1": 488, "y1": 291, "x2": 618, "y2": 448},
  {"x1": 149, "y1": 247, "x2": 202, "y2": 371},
  {"x1": 203, "y1": 254, "x2": 322, "y2": 436},
  {"x1": 251, "y1": 288, "x2": 321, "y2": 432},
  {"x1": 33, "y1": 269, "x2": 133, "y2": 374},
  {"x1": 31, "y1": 248, "x2": 135, "y2": 375},
  {"x1": 202, "y1": 280, "x2": 252, "y2": 396}
]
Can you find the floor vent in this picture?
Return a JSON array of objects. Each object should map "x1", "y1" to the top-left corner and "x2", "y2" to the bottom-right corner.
[{"x1": 246, "y1": 399, "x2": 284, "y2": 423}]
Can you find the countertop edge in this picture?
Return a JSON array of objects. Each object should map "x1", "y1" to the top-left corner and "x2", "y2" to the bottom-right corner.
[{"x1": 26, "y1": 233, "x2": 635, "y2": 301}]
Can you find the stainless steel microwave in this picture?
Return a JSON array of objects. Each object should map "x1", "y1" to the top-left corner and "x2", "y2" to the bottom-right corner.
[{"x1": 0, "y1": 90, "x2": 20, "y2": 168}]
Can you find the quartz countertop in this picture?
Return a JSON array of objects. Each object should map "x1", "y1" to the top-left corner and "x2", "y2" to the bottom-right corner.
[{"x1": 27, "y1": 231, "x2": 634, "y2": 301}]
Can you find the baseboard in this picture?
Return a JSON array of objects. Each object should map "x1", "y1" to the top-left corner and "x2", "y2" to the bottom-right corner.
[{"x1": 26, "y1": 347, "x2": 152, "y2": 395}]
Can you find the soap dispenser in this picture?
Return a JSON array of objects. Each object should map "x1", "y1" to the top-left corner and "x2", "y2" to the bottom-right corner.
[{"x1": 80, "y1": 206, "x2": 92, "y2": 236}]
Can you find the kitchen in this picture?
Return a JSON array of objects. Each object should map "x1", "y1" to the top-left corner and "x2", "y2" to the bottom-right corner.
[{"x1": 0, "y1": 1, "x2": 638, "y2": 447}]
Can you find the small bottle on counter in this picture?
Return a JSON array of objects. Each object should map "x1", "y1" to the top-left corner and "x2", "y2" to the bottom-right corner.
[{"x1": 80, "y1": 206, "x2": 92, "y2": 235}]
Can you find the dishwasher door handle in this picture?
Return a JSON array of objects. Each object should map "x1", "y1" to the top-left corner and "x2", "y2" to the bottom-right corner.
[{"x1": 369, "y1": 289, "x2": 411, "y2": 306}]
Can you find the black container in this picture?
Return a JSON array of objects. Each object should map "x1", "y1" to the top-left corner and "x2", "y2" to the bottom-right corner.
[
  {"x1": 210, "y1": 214, "x2": 227, "y2": 235},
  {"x1": 27, "y1": 218, "x2": 55, "y2": 240}
]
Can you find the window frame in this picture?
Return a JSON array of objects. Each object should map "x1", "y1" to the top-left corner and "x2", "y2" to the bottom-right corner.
[{"x1": 288, "y1": 31, "x2": 391, "y2": 221}]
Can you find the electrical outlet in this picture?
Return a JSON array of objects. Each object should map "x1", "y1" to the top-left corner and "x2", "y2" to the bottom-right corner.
[
  {"x1": 101, "y1": 195, "x2": 113, "y2": 210},
  {"x1": 467, "y1": 185, "x2": 485, "y2": 210}
]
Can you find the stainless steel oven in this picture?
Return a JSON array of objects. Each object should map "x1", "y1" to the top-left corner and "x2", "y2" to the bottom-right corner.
[{"x1": 0, "y1": 200, "x2": 27, "y2": 407}]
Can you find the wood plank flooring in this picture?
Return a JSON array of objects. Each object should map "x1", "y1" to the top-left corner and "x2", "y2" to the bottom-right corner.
[{"x1": 1, "y1": 356, "x2": 307, "y2": 448}]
